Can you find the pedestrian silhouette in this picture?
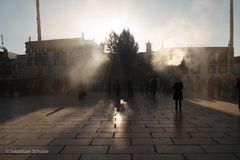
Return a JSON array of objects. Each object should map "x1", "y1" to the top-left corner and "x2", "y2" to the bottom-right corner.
[
  {"x1": 127, "y1": 80, "x2": 134, "y2": 97},
  {"x1": 78, "y1": 81, "x2": 86, "y2": 99},
  {"x1": 150, "y1": 77, "x2": 158, "y2": 98},
  {"x1": 216, "y1": 76, "x2": 222, "y2": 98},
  {"x1": 173, "y1": 79, "x2": 183, "y2": 110},
  {"x1": 108, "y1": 79, "x2": 112, "y2": 97},
  {"x1": 235, "y1": 78, "x2": 240, "y2": 111},
  {"x1": 207, "y1": 76, "x2": 215, "y2": 98},
  {"x1": 145, "y1": 78, "x2": 150, "y2": 95}
]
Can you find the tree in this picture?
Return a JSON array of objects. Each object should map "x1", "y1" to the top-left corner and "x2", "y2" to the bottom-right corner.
[
  {"x1": 118, "y1": 29, "x2": 138, "y2": 56},
  {"x1": 106, "y1": 29, "x2": 138, "y2": 56},
  {"x1": 106, "y1": 29, "x2": 139, "y2": 82},
  {"x1": 106, "y1": 31, "x2": 119, "y2": 55}
]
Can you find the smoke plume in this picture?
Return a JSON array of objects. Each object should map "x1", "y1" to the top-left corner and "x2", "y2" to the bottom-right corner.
[
  {"x1": 67, "y1": 43, "x2": 109, "y2": 89},
  {"x1": 151, "y1": 48, "x2": 188, "y2": 71}
]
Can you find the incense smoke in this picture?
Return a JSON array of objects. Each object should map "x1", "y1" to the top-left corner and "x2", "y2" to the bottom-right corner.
[
  {"x1": 151, "y1": 48, "x2": 187, "y2": 71},
  {"x1": 151, "y1": 0, "x2": 218, "y2": 73},
  {"x1": 67, "y1": 43, "x2": 108, "y2": 89}
]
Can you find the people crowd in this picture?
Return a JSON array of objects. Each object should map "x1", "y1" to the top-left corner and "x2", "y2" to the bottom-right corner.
[
  {"x1": 1, "y1": 74, "x2": 239, "y2": 107},
  {"x1": 183, "y1": 75, "x2": 238, "y2": 100}
]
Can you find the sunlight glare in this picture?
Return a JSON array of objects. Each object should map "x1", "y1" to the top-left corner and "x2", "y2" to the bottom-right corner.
[{"x1": 115, "y1": 112, "x2": 122, "y2": 125}]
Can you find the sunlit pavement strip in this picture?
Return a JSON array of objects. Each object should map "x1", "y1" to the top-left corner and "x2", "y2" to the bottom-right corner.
[{"x1": 0, "y1": 92, "x2": 240, "y2": 160}]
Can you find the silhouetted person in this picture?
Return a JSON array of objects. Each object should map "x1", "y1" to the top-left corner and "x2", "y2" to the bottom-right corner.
[
  {"x1": 229, "y1": 75, "x2": 235, "y2": 100},
  {"x1": 216, "y1": 76, "x2": 222, "y2": 98},
  {"x1": 207, "y1": 76, "x2": 215, "y2": 98},
  {"x1": 173, "y1": 79, "x2": 183, "y2": 110},
  {"x1": 127, "y1": 80, "x2": 134, "y2": 97},
  {"x1": 223, "y1": 76, "x2": 229, "y2": 98},
  {"x1": 145, "y1": 78, "x2": 150, "y2": 95},
  {"x1": 235, "y1": 78, "x2": 240, "y2": 111},
  {"x1": 78, "y1": 81, "x2": 86, "y2": 99},
  {"x1": 150, "y1": 77, "x2": 158, "y2": 98},
  {"x1": 108, "y1": 79, "x2": 112, "y2": 97}
]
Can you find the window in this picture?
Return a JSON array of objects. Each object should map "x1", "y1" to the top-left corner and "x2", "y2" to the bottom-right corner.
[
  {"x1": 27, "y1": 58, "x2": 32, "y2": 66},
  {"x1": 218, "y1": 65, "x2": 228, "y2": 73},
  {"x1": 218, "y1": 53, "x2": 228, "y2": 64},
  {"x1": 54, "y1": 57, "x2": 60, "y2": 66},
  {"x1": 61, "y1": 57, "x2": 66, "y2": 65},
  {"x1": 42, "y1": 57, "x2": 48, "y2": 66},
  {"x1": 190, "y1": 65, "x2": 200, "y2": 74},
  {"x1": 208, "y1": 65, "x2": 216, "y2": 74},
  {"x1": 208, "y1": 53, "x2": 216, "y2": 64}
]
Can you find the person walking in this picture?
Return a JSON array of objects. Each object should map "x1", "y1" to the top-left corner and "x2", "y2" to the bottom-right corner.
[
  {"x1": 78, "y1": 81, "x2": 87, "y2": 99},
  {"x1": 235, "y1": 77, "x2": 240, "y2": 111},
  {"x1": 127, "y1": 80, "x2": 134, "y2": 97},
  {"x1": 150, "y1": 77, "x2": 158, "y2": 98},
  {"x1": 173, "y1": 78, "x2": 184, "y2": 110}
]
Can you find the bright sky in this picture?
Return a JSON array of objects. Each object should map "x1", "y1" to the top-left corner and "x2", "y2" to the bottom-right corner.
[{"x1": 1, "y1": 0, "x2": 240, "y2": 56}]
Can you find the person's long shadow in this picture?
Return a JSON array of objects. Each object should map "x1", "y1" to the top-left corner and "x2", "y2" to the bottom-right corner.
[{"x1": 174, "y1": 110, "x2": 183, "y2": 128}]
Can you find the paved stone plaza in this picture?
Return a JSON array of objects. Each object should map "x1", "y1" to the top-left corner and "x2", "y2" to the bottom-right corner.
[{"x1": 0, "y1": 92, "x2": 240, "y2": 160}]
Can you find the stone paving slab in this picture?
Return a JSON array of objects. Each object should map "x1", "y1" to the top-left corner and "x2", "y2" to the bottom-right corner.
[
  {"x1": 184, "y1": 154, "x2": 240, "y2": 160},
  {"x1": 31, "y1": 128, "x2": 65, "y2": 134},
  {"x1": 29, "y1": 155, "x2": 80, "y2": 160},
  {"x1": 80, "y1": 154, "x2": 131, "y2": 160},
  {"x1": 24, "y1": 124, "x2": 56, "y2": 129},
  {"x1": 109, "y1": 145, "x2": 155, "y2": 153},
  {"x1": 62, "y1": 146, "x2": 108, "y2": 154},
  {"x1": 235, "y1": 153, "x2": 240, "y2": 159},
  {"x1": 156, "y1": 145, "x2": 205, "y2": 153},
  {"x1": 201, "y1": 145, "x2": 240, "y2": 153},
  {"x1": 130, "y1": 128, "x2": 165, "y2": 132},
  {"x1": 77, "y1": 133, "x2": 113, "y2": 138},
  {"x1": 64, "y1": 129, "x2": 98, "y2": 133},
  {"x1": 97, "y1": 128, "x2": 130, "y2": 133},
  {"x1": 164, "y1": 127, "x2": 198, "y2": 132},
  {"x1": 228, "y1": 128, "x2": 240, "y2": 132},
  {"x1": 0, "y1": 134, "x2": 6, "y2": 138},
  {"x1": 189, "y1": 132, "x2": 230, "y2": 138},
  {"x1": 0, "y1": 138, "x2": 16, "y2": 145},
  {"x1": 50, "y1": 139, "x2": 92, "y2": 145},
  {"x1": 131, "y1": 138, "x2": 173, "y2": 145},
  {"x1": 0, "y1": 155, "x2": 31, "y2": 160},
  {"x1": 5, "y1": 134, "x2": 41, "y2": 139},
  {"x1": 196, "y1": 127, "x2": 232, "y2": 132},
  {"x1": 11, "y1": 139, "x2": 54, "y2": 146},
  {"x1": 39, "y1": 133, "x2": 77, "y2": 139},
  {"x1": 0, "y1": 128, "x2": 32, "y2": 133},
  {"x1": 92, "y1": 138, "x2": 130, "y2": 145},
  {"x1": 152, "y1": 132, "x2": 191, "y2": 138},
  {"x1": 114, "y1": 133, "x2": 151, "y2": 138},
  {"x1": 226, "y1": 132, "x2": 240, "y2": 137},
  {"x1": 213, "y1": 138, "x2": 240, "y2": 144},
  {"x1": 172, "y1": 138, "x2": 217, "y2": 144},
  {"x1": 133, "y1": 154, "x2": 185, "y2": 160}
]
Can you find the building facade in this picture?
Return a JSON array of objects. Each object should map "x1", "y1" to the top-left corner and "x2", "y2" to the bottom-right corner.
[{"x1": 11, "y1": 38, "x2": 102, "y2": 93}]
